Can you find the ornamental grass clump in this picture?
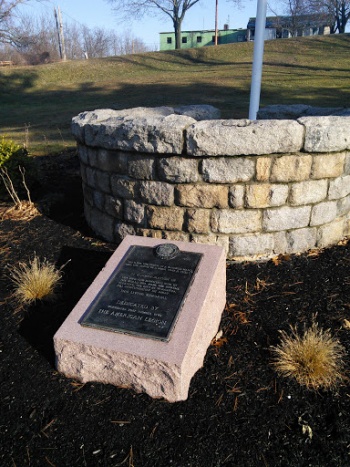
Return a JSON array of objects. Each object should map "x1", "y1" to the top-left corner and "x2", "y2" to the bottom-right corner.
[
  {"x1": 11, "y1": 256, "x2": 62, "y2": 305},
  {"x1": 271, "y1": 322, "x2": 346, "y2": 391}
]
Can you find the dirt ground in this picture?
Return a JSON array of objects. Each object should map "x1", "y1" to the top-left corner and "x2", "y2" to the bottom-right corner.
[{"x1": 1, "y1": 151, "x2": 350, "y2": 467}]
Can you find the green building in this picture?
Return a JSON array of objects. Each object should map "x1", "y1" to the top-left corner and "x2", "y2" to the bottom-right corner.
[{"x1": 159, "y1": 27, "x2": 247, "y2": 51}]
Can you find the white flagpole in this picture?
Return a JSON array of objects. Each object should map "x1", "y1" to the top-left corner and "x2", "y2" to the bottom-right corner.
[{"x1": 249, "y1": 0, "x2": 267, "y2": 120}]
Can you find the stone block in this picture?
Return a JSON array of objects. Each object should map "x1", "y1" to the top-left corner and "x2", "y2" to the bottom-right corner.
[
  {"x1": 299, "y1": 116, "x2": 350, "y2": 152},
  {"x1": 139, "y1": 181, "x2": 174, "y2": 206},
  {"x1": 345, "y1": 152, "x2": 350, "y2": 175},
  {"x1": 176, "y1": 184, "x2": 228, "y2": 208},
  {"x1": 124, "y1": 200, "x2": 145, "y2": 225},
  {"x1": 229, "y1": 232, "x2": 277, "y2": 258},
  {"x1": 317, "y1": 219, "x2": 345, "y2": 248},
  {"x1": 270, "y1": 155, "x2": 312, "y2": 182},
  {"x1": 127, "y1": 155, "x2": 155, "y2": 180},
  {"x1": 256, "y1": 157, "x2": 272, "y2": 182},
  {"x1": 201, "y1": 157, "x2": 255, "y2": 183},
  {"x1": 289, "y1": 179, "x2": 328, "y2": 205},
  {"x1": 286, "y1": 228, "x2": 317, "y2": 254},
  {"x1": 105, "y1": 195, "x2": 123, "y2": 219},
  {"x1": 328, "y1": 175, "x2": 350, "y2": 200},
  {"x1": 54, "y1": 236, "x2": 226, "y2": 402},
  {"x1": 191, "y1": 233, "x2": 229, "y2": 255},
  {"x1": 147, "y1": 206, "x2": 184, "y2": 231},
  {"x1": 337, "y1": 195, "x2": 350, "y2": 217},
  {"x1": 95, "y1": 170, "x2": 110, "y2": 193},
  {"x1": 263, "y1": 206, "x2": 311, "y2": 232},
  {"x1": 174, "y1": 104, "x2": 221, "y2": 120},
  {"x1": 186, "y1": 208, "x2": 210, "y2": 234},
  {"x1": 111, "y1": 177, "x2": 138, "y2": 199},
  {"x1": 114, "y1": 222, "x2": 136, "y2": 243},
  {"x1": 92, "y1": 190, "x2": 105, "y2": 211},
  {"x1": 89, "y1": 207, "x2": 114, "y2": 242},
  {"x1": 311, "y1": 153, "x2": 345, "y2": 179},
  {"x1": 211, "y1": 209, "x2": 262, "y2": 234},
  {"x1": 162, "y1": 231, "x2": 190, "y2": 242},
  {"x1": 157, "y1": 157, "x2": 199, "y2": 183},
  {"x1": 96, "y1": 149, "x2": 128, "y2": 174},
  {"x1": 78, "y1": 145, "x2": 89, "y2": 165},
  {"x1": 245, "y1": 184, "x2": 288, "y2": 208},
  {"x1": 72, "y1": 107, "x2": 197, "y2": 154},
  {"x1": 310, "y1": 201, "x2": 337, "y2": 226},
  {"x1": 229, "y1": 185, "x2": 245, "y2": 209},
  {"x1": 186, "y1": 119, "x2": 304, "y2": 156}
]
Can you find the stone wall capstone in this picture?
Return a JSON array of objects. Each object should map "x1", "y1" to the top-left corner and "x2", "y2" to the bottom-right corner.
[{"x1": 72, "y1": 105, "x2": 350, "y2": 260}]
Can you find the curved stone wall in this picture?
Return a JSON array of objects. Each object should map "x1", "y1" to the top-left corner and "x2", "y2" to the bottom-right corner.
[{"x1": 72, "y1": 105, "x2": 350, "y2": 260}]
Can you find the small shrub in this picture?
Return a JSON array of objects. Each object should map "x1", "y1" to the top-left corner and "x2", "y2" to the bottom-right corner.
[
  {"x1": 11, "y1": 256, "x2": 62, "y2": 305},
  {"x1": 0, "y1": 137, "x2": 34, "y2": 199},
  {"x1": 271, "y1": 322, "x2": 346, "y2": 390}
]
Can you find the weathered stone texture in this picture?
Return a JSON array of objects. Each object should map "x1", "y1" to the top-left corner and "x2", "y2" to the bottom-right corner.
[
  {"x1": 139, "y1": 181, "x2": 174, "y2": 206},
  {"x1": 176, "y1": 185, "x2": 228, "y2": 208},
  {"x1": 157, "y1": 157, "x2": 199, "y2": 183},
  {"x1": 105, "y1": 195, "x2": 123, "y2": 219},
  {"x1": 229, "y1": 185, "x2": 245, "y2": 209},
  {"x1": 310, "y1": 201, "x2": 337, "y2": 226},
  {"x1": 270, "y1": 155, "x2": 312, "y2": 182},
  {"x1": 256, "y1": 157, "x2": 272, "y2": 182},
  {"x1": 89, "y1": 207, "x2": 114, "y2": 242},
  {"x1": 111, "y1": 177, "x2": 138, "y2": 199},
  {"x1": 211, "y1": 210, "x2": 262, "y2": 234},
  {"x1": 311, "y1": 153, "x2": 345, "y2": 179},
  {"x1": 127, "y1": 155, "x2": 155, "y2": 180},
  {"x1": 263, "y1": 206, "x2": 311, "y2": 232},
  {"x1": 317, "y1": 219, "x2": 345, "y2": 248},
  {"x1": 201, "y1": 157, "x2": 255, "y2": 183},
  {"x1": 328, "y1": 175, "x2": 350, "y2": 200},
  {"x1": 186, "y1": 119, "x2": 304, "y2": 156},
  {"x1": 289, "y1": 180, "x2": 328, "y2": 205},
  {"x1": 75, "y1": 105, "x2": 350, "y2": 260},
  {"x1": 337, "y1": 195, "x2": 350, "y2": 217},
  {"x1": 124, "y1": 200, "x2": 145, "y2": 225},
  {"x1": 114, "y1": 222, "x2": 136, "y2": 242},
  {"x1": 286, "y1": 228, "x2": 317, "y2": 253},
  {"x1": 245, "y1": 184, "x2": 288, "y2": 208},
  {"x1": 147, "y1": 206, "x2": 184, "y2": 231},
  {"x1": 186, "y1": 209, "x2": 210, "y2": 233},
  {"x1": 299, "y1": 116, "x2": 350, "y2": 152},
  {"x1": 191, "y1": 234, "x2": 229, "y2": 254}
]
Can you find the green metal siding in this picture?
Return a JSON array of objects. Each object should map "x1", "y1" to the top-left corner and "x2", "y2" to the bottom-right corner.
[{"x1": 159, "y1": 29, "x2": 247, "y2": 51}]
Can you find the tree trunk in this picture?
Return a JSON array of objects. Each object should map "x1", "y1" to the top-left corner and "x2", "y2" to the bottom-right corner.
[{"x1": 174, "y1": 19, "x2": 182, "y2": 49}]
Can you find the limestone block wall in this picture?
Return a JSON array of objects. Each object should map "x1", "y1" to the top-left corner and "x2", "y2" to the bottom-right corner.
[{"x1": 72, "y1": 105, "x2": 350, "y2": 260}]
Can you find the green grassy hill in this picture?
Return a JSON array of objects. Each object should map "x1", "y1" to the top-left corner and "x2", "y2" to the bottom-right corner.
[{"x1": 1, "y1": 33, "x2": 349, "y2": 155}]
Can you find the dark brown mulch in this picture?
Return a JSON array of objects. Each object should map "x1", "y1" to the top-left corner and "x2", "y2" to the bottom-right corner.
[{"x1": 1, "y1": 151, "x2": 350, "y2": 467}]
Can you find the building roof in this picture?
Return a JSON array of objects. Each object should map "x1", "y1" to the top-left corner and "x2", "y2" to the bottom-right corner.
[{"x1": 247, "y1": 14, "x2": 330, "y2": 29}]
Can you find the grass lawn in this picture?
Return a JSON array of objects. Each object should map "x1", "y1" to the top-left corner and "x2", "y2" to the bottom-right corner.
[{"x1": 1, "y1": 33, "x2": 350, "y2": 155}]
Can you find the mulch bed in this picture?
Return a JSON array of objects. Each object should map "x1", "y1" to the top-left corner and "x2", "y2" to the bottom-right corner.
[{"x1": 1, "y1": 151, "x2": 350, "y2": 466}]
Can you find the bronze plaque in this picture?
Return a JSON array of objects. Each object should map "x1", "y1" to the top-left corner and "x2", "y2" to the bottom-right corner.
[{"x1": 80, "y1": 244, "x2": 202, "y2": 341}]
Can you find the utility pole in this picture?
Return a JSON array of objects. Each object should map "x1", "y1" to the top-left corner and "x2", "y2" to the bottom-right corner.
[{"x1": 54, "y1": 6, "x2": 67, "y2": 61}]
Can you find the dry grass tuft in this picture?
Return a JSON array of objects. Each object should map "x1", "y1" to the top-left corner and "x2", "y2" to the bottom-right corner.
[
  {"x1": 11, "y1": 255, "x2": 62, "y2": 305},
  {"x1": 271, "y1": 322, "x2": 346, "y2": 390}
]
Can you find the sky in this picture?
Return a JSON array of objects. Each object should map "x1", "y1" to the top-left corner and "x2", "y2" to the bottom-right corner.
[{"x1": 19, "y1": 0, "x2": 263, "y2": 50}]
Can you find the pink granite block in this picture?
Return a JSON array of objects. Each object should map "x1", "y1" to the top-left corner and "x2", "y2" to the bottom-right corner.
[{"x1": 54, "y1": 236, "x2": 226, "y2": 402}]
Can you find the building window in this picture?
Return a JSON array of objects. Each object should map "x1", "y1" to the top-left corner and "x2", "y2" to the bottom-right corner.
[
  {"x1": 182, "y1": 37, "x2": 187, "y2": 43},
  {"x1": 197, "y1": 36, "x2": 202, "y2": 43},
  {"x1": 167, "y1": 37, "x2": 172, "y2": 44}
]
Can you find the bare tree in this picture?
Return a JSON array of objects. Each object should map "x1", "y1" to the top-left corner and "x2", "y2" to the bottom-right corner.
[
  {"x1": 106, "y1": 0, "x2": 202, "y2": 49},
  {"x1": 0, "y1": 0, "x2": 44, "y2": 45},
  {"x1": 308, "y1": 0, "x2": 350, "y2": 32}
]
